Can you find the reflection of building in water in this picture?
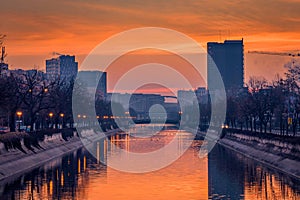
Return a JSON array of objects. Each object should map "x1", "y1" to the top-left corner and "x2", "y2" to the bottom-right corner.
[
  {"x1": 0, "y1": 148, "x2": 107, "y2": 200},
  {"x1": 243, "y1": 161, "x2": 300, "y2": 199},
  {"x1": 208, "y1": 145, "x2": 245, "y2": 199},
  {"x1": 208, "y1": 145, "x2": 300, "y2": 200},
  {"x1": 109, "y1": 133, "x2": 130, "y2": 153}
]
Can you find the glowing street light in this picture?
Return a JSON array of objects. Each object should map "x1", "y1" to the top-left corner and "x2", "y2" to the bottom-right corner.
[
  {"x1": 49, "y1": 112, "x2": 54, "y2": 129},
  {"x1": 60, "y1": 113, "x2": 64, "y2": 128},
  {"x1": 16, "y1": 111, "x2": 22, "y2": 118},
  {"x1": 16, "y1": 111, "x2": 22, "y2": 132}
]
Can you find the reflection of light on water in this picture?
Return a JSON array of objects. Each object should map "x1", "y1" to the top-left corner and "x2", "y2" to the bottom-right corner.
[
  {"x1": 83, "y1": 156, "x2": 86, "y2": 171},
  {"x1": 3, "y1": 129, "x2": 299, "y2": 200},
  {"x1": 104, "y1": 139, "x2": 108, "y2": 161},
  {"x1": 49, "y1": 180, "x2": 53, "y2": 195},
  {"x1": 97, "y1": 142, "x2": 100, "y2": 164},
  {"x1": 244, "y1": 168, "x2": 300, "y2": 199},
  {"x1": 107, "y1": 129, "x2": 194, "y2": 154},
  {"x1": 61, "y1": 173, "x2": 64, "y2": 186},
  {"x1": 78, "y1": 158, "x2": 81, "y2": 174}
]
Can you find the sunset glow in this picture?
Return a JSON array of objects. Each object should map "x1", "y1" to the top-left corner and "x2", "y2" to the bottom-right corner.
[{"x1": 1, "y1": 0, "x2": 300, "y2": 82}]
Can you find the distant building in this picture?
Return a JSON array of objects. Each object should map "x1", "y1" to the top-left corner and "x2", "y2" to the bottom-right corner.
[
  {"x1": 107, "y1": 92, "x2": 180, "y2": 124},
  {"x1": 207, "y1": 39, "x2": 244, "y2": 91},
  {"x1": 107, "y1": 93, "x2": 131, "y2": 108},
  {"x1": 77, "y1": 71, "x2": 107, "y2": 99},
  {"x1": 164, "y1": 102, "x2": 180, "y2": 123},
  {"x1": 177, "y1": 90, "x2": 196, "y2": 108},
  {"x1": 129, "y1": 93, "x2": 165, "y2": 116},
  {"x1": 46, "y1": 55, "x2": 78, "y2": 81},
  {"x1": 178, "y1": 87, "x2": 208, "y2": 107}
]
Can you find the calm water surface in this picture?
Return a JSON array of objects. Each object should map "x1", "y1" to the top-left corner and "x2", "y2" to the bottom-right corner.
[{"x1": 0, "y1": 128, "x2": 299, "y2": 200}]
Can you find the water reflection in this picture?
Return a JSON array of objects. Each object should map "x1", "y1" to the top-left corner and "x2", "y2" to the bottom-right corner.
[
  {"x1": 209, "y1": 145, "x2": 300, "y2": 200},
  {"x1": 0, "y1": 148, "x2": 107, "y2": 199},
  {"x1": 0, "y1": 129, "x2": 299, "y2": 200}
]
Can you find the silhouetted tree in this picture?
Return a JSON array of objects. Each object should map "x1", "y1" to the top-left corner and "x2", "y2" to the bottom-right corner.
[
  {"x1": 21, "y1": 70, "x2": 56, "y2": 131},
  {"x1": 0, "y1": 73, "x2": 23, "y2": 131}
]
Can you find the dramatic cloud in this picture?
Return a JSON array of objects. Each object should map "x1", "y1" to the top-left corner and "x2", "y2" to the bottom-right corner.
[{"x1": 1, "y1": 0, "x2": 300, "y2": 81}]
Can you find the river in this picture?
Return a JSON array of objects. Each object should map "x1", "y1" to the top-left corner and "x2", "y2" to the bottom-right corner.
[{"x1": 0, "y1": 127, "x2": 299, "y2": 200}]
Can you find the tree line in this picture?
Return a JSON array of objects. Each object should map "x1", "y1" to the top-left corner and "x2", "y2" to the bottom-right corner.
[{"x1": 200, "y1": 60, "x2": 300, "y2": 136}]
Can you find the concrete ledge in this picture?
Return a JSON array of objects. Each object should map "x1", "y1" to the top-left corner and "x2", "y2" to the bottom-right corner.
[
  {"x1": 0, "y1": 138, "x2": 83, "y2": 182},
  {"x1": 0, "y1": 128, "x2": 121, "y2": 182}
]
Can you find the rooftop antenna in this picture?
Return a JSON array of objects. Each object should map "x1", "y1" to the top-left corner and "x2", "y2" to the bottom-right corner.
[{"x1": 219, "y1": 30, "x2": 222, "y2": 42}]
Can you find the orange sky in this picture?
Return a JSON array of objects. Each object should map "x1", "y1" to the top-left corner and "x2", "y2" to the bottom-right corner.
[{"x1": 1, "y1": 0, "x2": 300, "y2": 84}]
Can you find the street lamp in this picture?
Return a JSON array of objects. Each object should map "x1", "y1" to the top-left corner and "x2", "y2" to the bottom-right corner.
[
  {"x1": 49, "y1": 112, "x2": 53, "y2": 128},
  {"x1": 16, "y1": 111, "x2": 22, "y2": 132},
  {"x1": 60, "y1": 113, "x2": 64, "y2": 128},
  {"x1": 82, "y1": 115, "x2": 87, "y2": 127}
]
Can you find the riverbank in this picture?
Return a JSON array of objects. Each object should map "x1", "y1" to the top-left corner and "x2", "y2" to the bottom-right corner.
[
  {"x1": 0, "y1": 128, "x2": 121, "y2": 182},
  {"x1": 191, "y1": 127, "x2": 300, "y2": 179},
  {"x1": 217, "y1": 131, "x2": 300, "y2": 180}
]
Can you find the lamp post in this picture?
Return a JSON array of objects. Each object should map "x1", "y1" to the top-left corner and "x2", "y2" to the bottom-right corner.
[
  {"x1": 83, "y1": 115, "x2": 87, "y2": 127},
  {"x1": 60, "y1": 113, "x2": 64, "y2": 129},
  {"x1": 49, "y1": 112, "x2": 53, "y2": 128},
  {"x1": 77, "y1": 114, "x2": 81, "y2": 127},
  {"x1": 16, "y1": 111, "x2": 22, "y2": 132}
]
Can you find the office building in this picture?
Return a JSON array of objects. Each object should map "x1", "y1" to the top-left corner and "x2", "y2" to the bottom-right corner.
[
  {"x1": 207, "y1": 40, "x2": 244, "y2": 91},
  {"x1": 46, "y1": 55, "x2": 78, "y2": 81}
]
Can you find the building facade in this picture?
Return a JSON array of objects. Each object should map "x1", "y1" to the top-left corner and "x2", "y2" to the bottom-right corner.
[
  {"x1": 46, "y1": 55, "x2": 78, "y2": 81},
  {"x1": 77, "y1": 71, "x2": 107, "y2": 99},
  {"x1": 207, "y1": 39, "x2": 244, "y2": 91}
]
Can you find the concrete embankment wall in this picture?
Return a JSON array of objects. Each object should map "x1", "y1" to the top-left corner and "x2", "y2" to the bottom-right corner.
[
  {"x1": 218, "y1": 134, "x2": 300, "y2": 180},
  {"x1": 0, "y1": 129, "x2": 121, "y2": 182},
  {"x1": 0, "y1": 134, "x2": 83, "y2": 182}
]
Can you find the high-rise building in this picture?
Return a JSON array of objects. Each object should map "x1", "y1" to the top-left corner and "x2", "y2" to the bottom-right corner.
[
  {"x1": 77, "y1": 71, "x2": 107, "y2": 99},
  {"x1": 207, "y1": 39, "x2": 244, "y2": 91},
  {"x1": 46, "y1": 55, "x2": 78, "y2": 81}
]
